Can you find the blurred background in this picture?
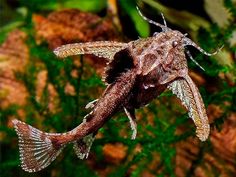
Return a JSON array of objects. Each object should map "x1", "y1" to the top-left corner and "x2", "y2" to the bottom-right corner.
[{"x1": 0, "y1": 0, "x2": 236, "y2": 177}]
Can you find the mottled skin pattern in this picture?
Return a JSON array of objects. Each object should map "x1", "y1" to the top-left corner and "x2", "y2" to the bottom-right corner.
[
  {"x1": 52, "y1": 68, "x2": 137, "y2": 144},
  {"x1": 12, "y1": 12, "x2": 219, "y2": 172},
  {"x1": 52, "y1": 32, "x2": 185, "y2": 143}
]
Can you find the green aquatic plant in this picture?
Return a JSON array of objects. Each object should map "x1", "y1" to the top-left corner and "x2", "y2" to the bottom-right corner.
[{"x1": 0, "y1": 0, "x2": 236, "y2": 177}]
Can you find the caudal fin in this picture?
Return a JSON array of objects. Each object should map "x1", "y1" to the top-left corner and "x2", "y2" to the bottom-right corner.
[{"x1": 12, "y1": 119, "x2": 65, "y2": 172}]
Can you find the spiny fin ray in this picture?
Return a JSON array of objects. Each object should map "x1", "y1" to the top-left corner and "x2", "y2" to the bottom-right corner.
[
  {"x1": 167, "y1": 78, "x2": 210, "y2": 141},
  {"x1": 53, "y1": 41, "x2": 127, "y2": 60}
]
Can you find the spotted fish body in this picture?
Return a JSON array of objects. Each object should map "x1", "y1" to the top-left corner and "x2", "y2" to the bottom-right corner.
[{"x1": 12, "y1": 11, "x2": 219, "y2": 172}]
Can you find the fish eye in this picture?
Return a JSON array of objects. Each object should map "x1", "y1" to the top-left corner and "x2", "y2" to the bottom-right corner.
[{"x1": 172, "y1": 41, "x2": 178, "y2": 47}]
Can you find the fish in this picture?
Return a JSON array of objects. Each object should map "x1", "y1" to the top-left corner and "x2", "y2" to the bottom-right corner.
[{"x1": 12, "y1": 9, "x2": 221, "y2": 172}]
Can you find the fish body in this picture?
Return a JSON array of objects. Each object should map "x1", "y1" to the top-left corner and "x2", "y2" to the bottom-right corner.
[
  {"x1": 12, "y1": 67, "x2": 136, "y2": 172},
  {"x1": 12, "y1": 15, "x2": 219, "y2": 172}
]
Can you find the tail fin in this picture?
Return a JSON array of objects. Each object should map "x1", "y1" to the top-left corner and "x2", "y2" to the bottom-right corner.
[{"x1": 12, "y1": 119, "x2": 65, "y2": 172}]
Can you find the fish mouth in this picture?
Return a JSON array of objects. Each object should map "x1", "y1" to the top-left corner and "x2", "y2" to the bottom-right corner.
[{"x1": 167, "y1": 76, "x2": 210, "y2": 141}]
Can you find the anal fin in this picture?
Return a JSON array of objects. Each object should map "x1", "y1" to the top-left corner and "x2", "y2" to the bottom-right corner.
[{"x1": 73, "y1": 133, "x2": 95, "y2": 159}]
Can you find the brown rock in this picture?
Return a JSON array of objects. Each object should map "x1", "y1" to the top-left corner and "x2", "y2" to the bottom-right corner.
[
  {"x1": 47, "y1": 83, "x2": 60, "y2": 113},
  {"x1": 35, "y1": 70, "x2": 48, "y2": 101},
  {"x1": 210, "y1": 113, "x2": 236, "y2": 164},
  {"x1": 0, "y1": 30, "x2": 29, "y2": 108},
  {"x1": 0, "y1": 30, "x2": 28, "y2": 78},
  {"x1": 64, "y1": 82, "x2": 76, "y2": 96},
  {"x1": 32, "y1": 9, "x2": 122, "y2": 76},
  {"x1": 175, "y1": 112, "x2": 236, "y2": 177},
  {"x1": 103, "y1": 143, "x2": 127, "y2": 164},
  {"x1": 0, "y1": 77, "x2": 28, "y2": 108},
  {"x1": 207, "y1": 104, "x2": 224, "y2": 123},
  {"x1": 71, "y1": 69, "x2": 79, "y2": 78},
  {"x1": 34, "y1": 69, "x2": 60, "y2": 113},
  {"x1": 189, "y1": 70, "x2": 206, "y2": 86},
  {"x1": 33, "y1": 9, "x2": 120, "y2": 49}
]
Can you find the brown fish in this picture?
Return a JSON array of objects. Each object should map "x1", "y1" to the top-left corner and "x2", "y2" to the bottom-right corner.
[{"x1": 12, "y1": 9, "x2": 221, "y2": 172}]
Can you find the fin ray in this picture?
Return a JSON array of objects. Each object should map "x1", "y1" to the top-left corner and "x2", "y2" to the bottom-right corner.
[
  {"x1": 12, "y1": 119, "x2": 65, "y2": 172},
  {"x1": 54, "y1": 41, "x2": 127, "y2": 60},
  {"x1": 124, "y1": 107, "x2": 137, "y2": 139},
  {"x1": 73, "y1": 133, "x2": 95, "y2": 159},
  {"x1": 167, "y1": 78, "x2": 210, "y2": 141}
]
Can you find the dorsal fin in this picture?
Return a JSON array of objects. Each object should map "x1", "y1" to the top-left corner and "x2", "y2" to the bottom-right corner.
[{"x1": 103, "y1": 48, "x2": 135, "y2": 84}]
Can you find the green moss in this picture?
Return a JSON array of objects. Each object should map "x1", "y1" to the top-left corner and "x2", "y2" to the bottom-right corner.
[{"x1": 0, "y1": 0, "x2": 236, "y2": 176}]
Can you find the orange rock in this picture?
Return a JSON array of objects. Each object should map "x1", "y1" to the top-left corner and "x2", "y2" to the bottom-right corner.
[
  {"x1": 32, "y1": 9, "x2": 122, "y2": 76},
  {"x1": 0, "y1": 30, "x2": 28, "y2": 78},
  {"x1": 175, "y1": 112, "x2": 236, "y2": 177},
  {"x1": 189, "y1": 70, "x2": 206, "y2": 86},
  {"x1": 33, "y1": 9, "x2": 120, "y2": 49},
  {"x1": 35, "y1": 70, "x2": 48, "y2": 101},
  {"x1": 0, "y1": 30, "x2": 29, "y2": 108},
  {"x1": 64, "y1": 82, "x2": 76, "y2": 96},
  {"x1": 47, "y1": 83, "x2": 60, "y2": 113},
  {"x1": 0, "y1": 76, "x2": 28, "y2": 108},
  {"x1": 71, "y1": 69, "x2": 79, "y2": 78},
  {"x1": 211, "y1": 113, "x2": 236, "y2": 164},
  {"x1": 103, "y1": 143, "x2": 127, "y2": 164},
  {"x1": 207, "y1": 104, "x2": 224, "y2": 123}
]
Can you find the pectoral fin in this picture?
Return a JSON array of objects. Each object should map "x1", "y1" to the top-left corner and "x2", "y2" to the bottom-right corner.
[
  {"x1": 167, "y1": 76, "x2": 210, "y2": 141},
  {"x1": 85, "y1": 99, "x2": 98, "y2": 109}
]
